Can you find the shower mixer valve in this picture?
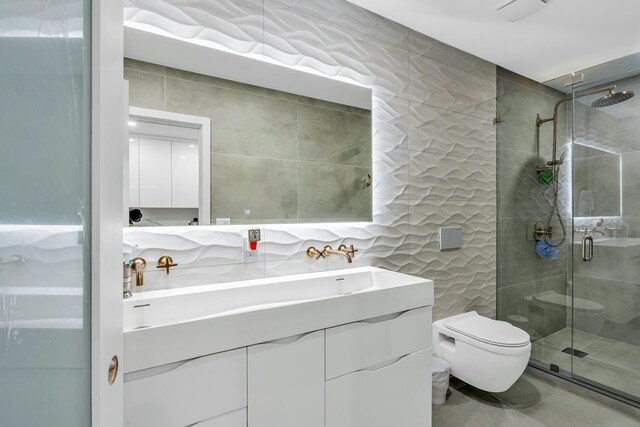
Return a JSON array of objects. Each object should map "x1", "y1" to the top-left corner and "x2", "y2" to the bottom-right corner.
[{"x1": 533, "y1": 223, "x2": 552, "y2": 242}]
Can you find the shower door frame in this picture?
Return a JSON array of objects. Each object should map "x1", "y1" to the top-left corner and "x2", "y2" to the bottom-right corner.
[{"x1": 544, "y1": 80, "x2": 640, "y2": 409}]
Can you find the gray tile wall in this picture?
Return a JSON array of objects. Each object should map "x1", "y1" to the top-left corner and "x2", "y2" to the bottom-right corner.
[
  {"x1": 123, "y1": 0, "x2": 498, "y2": 320},
  {"x1": 496, "y1": 68, "x2": 570, "y2": 340}
]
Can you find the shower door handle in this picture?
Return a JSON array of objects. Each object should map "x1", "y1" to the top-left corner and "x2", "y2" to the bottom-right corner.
[{"x1": 581, "y1": 235, "x2": 593, "y2": 262}]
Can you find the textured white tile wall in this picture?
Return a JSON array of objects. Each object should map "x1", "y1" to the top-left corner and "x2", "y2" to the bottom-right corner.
[{"x1": 122, "y1": 0, "x2": 497, "y2": 319}]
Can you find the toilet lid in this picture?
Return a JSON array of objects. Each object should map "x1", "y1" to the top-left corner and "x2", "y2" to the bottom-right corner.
[{"x1": 445, "y1": 315, "x2": 530, "y2": 347}]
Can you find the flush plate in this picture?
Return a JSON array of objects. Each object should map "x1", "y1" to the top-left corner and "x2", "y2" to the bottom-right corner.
[{"x1": 439, "y1": 227, "x2": 463, "y2": 250}]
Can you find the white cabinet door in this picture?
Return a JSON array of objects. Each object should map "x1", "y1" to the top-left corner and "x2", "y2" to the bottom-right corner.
[
  {"x1": 171, "y1": 141, "x2": 199, "y2": 208},
  {"x1": 193, "y1": 408, "x2": 246, "y2": 427},
  {"x1": 124, "y1": 348, "x2": 247, "y2": 427},
  {"x1": 325, "y1": 307, "x2": 431, "y2": 379},
  {"x1": 128, "y1": 137, "x2": 140, "y2": 207},
  {"x1": 138, "y1": 137, "x2": 171, "y2": 207},
  {"x1": 248, "y1": 330, "x2": 324, "y2": 427},
  {"x1": 326, "y1": 349, "x2": 431, "y2": 427}
]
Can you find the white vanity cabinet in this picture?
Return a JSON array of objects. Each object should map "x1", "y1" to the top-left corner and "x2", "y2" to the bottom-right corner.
[
  {"x1": 191, "y1": 409, "x2": 246, "y2": 427},
  {"x1": 124, "y1": 305, "x2": 432, "y2": 427},
  {"x1": 124, "y1": 348, "x2": 246, "y2": 427},
  {"x1": 325, "y1": 306, "x2": 432, "y2": 427},
  {"x1": 325, "y1": 307, "x2": 431, "y2": 379},
  {"x1": 326, "y1": 349, "x2": 431, "y2": 427},
  {"x1": 248, "y1": 330, "x2": 325, "y2": 427}
]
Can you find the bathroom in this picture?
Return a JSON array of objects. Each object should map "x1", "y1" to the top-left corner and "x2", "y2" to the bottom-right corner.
[{"x1": 1, "y1": 0, "x2": 640, "y2": 426}]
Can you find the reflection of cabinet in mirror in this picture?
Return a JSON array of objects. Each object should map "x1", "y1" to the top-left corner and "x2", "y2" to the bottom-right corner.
[
  {"x1": 129, "y1": 138, "x2": 198, "y2": 208},
  {"x1": 127, "y1": 107, "x2": 210, "y2": 226}
]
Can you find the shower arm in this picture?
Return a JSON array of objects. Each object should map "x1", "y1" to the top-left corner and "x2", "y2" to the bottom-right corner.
[{"x1": 536, "y1": 84, "x2": 616, "y2": 165}]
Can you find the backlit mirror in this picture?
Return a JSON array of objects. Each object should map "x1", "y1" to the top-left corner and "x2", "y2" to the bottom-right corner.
[
  {"x1": 573, "y1": 143, "x2": 621, "y2": 217},
  {"x1": 123, "y1": 29, "x2": 372, "y2": 227}
]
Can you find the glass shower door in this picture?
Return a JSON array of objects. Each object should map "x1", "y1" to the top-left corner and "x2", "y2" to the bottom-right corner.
[
  {"x1": 0, "y1": 0, "x2": 93, "y2": 424},
  {"x1": 570, "y1": 72, "x2": 640, "y2": 402}
]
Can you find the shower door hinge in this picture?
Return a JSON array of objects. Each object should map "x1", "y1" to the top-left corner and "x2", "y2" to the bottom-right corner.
[{"x1": 564, "y1": 73, "x2": 584, "y2": 87}]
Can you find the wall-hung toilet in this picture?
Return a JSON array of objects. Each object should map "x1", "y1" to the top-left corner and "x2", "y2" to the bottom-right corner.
[{"x1": 433, "y1": 311, "x2": 531, "y2": 393}]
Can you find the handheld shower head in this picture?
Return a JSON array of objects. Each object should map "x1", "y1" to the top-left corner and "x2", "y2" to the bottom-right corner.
[{"x1": 591, "y1": 90, "x2": 635, "y2": 108}]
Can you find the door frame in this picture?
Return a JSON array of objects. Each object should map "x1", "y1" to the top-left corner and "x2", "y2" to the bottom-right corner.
[
  {"x1": 92, "y1": 0, "x2": 124, "y2": 425},
  {"x1": 128, "y1": 107, "x2": 212, "y2": 225}
]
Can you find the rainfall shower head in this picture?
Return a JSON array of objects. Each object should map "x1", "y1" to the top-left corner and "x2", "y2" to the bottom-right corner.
[{"x1": 591, "y1": 90, "x2": 635, "y2": 108}]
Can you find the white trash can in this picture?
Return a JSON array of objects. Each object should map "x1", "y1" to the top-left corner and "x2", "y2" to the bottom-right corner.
[{"x1": 432, "y1": 356, "x2": 450, "y2": 405}]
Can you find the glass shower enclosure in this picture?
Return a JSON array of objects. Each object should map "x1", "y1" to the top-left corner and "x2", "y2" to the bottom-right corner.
[{"x1": 496, "y1": 54, "x2": 640, "y2": 405}]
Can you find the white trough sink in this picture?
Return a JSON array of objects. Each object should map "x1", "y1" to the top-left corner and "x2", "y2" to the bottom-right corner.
[{"x1": 124, "y1": 267, "x2": 433, "y2": 373}]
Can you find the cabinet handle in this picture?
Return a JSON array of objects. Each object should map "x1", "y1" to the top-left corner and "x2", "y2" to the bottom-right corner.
[
  {"x1": 360, "y1": 354, "x2": 410, "y2": 373},
  {"x1": 361, "y1": 310, "x2": 410, "y2": 324},
  {"x1": 263, "y1": 331, "x2": 315, "y2": 345}
]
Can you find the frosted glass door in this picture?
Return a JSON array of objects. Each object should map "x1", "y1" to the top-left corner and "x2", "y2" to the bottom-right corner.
[{"x1": 0, "y1": 0, "x2": 92, "y2": 425}]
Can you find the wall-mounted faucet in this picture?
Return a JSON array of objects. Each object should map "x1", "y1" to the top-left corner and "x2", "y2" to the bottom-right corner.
[
  {"x1": 307, "y1": 244, "x2": 358, "y2": 263},
  {"x1": 131, "y1": 257, "x2": 146, "y2": 286}
]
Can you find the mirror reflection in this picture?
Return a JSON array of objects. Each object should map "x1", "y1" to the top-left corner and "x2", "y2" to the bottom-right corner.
[
  {"x1": 125, "y1": 58, "x2": 372, "y2": 226},
  {"x1": 573, "y1": 143, "x2": 621, "y2": 217}
]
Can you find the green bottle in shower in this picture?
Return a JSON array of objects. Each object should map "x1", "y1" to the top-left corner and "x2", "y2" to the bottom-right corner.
[{"x1": 537, "y1": 169, "x2": 554, "y2": 185}]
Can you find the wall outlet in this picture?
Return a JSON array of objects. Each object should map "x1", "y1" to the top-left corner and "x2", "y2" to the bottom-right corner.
[{"x1": 242, "y1": 238, "x2": 261, "y2": 263}]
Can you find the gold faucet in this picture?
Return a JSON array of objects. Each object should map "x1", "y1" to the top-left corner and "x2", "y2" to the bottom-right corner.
[
  {"x1": 339, "y1": 244, "x2": 358, "y2": 258},
  {"x1": 157, "y1": 255, "x2": 178, "y2": 274},
  {"x1": 306, "y1": 244, "x2": 358, "y2": 263},
  {"x1": 324, "y1": 245, "x2": 358, "y2": 263},
  {"x1": 131, "y1": 257, "x2": 146, "y2": 286}
]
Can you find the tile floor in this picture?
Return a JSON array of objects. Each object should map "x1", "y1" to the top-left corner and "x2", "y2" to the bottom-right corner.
[
  {"x1": 532, "y1": 327, "x2": 640, "y2": 398},
  {"x1": 433, "y1": 372, "x2": 640, "y2": 426}
]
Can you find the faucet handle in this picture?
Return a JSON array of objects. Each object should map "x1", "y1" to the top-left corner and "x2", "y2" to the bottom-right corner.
[
  {"x1": 338, "y1": 244, "x2": 358, "y2": 258},
  {"x1": 322, "y1": 245, "x2": 333, "y2": 258},
  {"x1": 306, "y1": 246, "x2": 324, "y2": 259},
  {"x1": 157, "y1": 255, "x2": 178, "y2": 274}
]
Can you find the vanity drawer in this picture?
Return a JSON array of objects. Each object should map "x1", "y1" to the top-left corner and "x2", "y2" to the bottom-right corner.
[
  {"x1": 192, "y1": 408, "x2": 246, "y2": 427},
  {"x1": 326, "y1": 349, "x2": 431, "y2": 427},
  {"x1": 325, "y1": 306, "x2": 431, "y2": 379},
  {"x1": 124, "y1": 348, "x2": 246, "y2": 427}
]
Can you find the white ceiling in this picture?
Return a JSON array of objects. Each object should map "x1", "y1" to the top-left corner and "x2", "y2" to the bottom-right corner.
[{"x1": 346, "y1": 0, "x2": 640, "y2": 83}]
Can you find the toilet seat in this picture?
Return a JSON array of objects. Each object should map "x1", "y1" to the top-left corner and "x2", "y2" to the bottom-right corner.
[{"x1": 444, "y1": 312, "x2": 530, "y2": 347}]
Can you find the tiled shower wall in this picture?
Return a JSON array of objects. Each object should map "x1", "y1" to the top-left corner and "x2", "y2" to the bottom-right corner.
[
  {"x1": 123, "y1": 0, "x2": 498, "y2": 320},
  {"x1": 495, "y1": 68, "x2": 570, "y2": 340}
]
